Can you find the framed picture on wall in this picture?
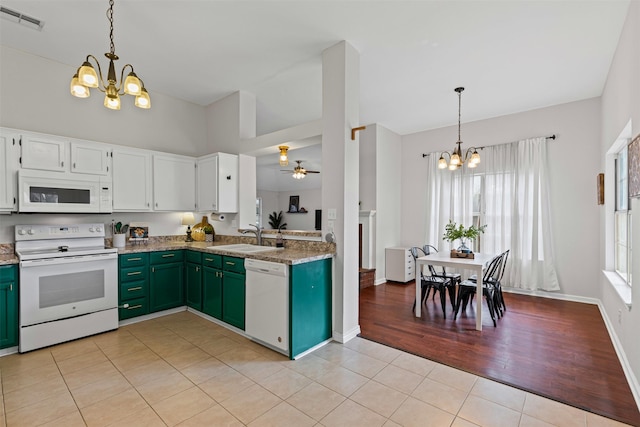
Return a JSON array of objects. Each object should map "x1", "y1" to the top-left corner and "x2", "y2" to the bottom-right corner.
[
  {"x1": 288, "y1": 195, "x2": 300, "y2": 213},
  {"x1": 630, "y1": 134, "x2": 640, "y2": 198}
]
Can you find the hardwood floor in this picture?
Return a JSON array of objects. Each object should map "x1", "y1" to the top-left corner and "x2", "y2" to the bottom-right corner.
[{"x1": 359, "y1": 281, "x2": 640, "y2": 426}]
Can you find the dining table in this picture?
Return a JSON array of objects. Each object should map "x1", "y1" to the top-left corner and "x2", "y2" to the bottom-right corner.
[{"x1": 415, "y1": 251, "x2": 497, "y2": 331}]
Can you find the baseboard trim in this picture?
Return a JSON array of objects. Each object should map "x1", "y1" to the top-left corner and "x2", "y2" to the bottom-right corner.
[
  {"x1": 333, "y1": 325, "x2": 361, "y2": 343},
  {"x1": 503, "y1": 287, "x2": 600, "y2": 305},
  {"x1": 597, "y1": 301, "x2": 640, "y2": 412},
  {"x1": 118, "y1": 306, "x2": 187, "y2": 327}
]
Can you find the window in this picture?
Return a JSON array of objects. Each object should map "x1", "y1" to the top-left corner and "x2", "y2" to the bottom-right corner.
[
  {"x1": 472, "y1": 174, "x2": 484, "y2": 253},
  {"x1": 615, "y1": 146, "x2": 632, "y2": 286}
]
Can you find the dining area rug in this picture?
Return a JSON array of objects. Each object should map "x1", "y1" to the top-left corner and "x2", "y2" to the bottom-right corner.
[{"x1": 358, "y1": 281, "x2": 640, "y2": 426}]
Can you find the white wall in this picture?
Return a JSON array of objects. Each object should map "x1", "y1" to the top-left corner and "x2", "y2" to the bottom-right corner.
[
  {"x1": 0, "y1": 46, "x2": 208, "y2": 157},
  {"x1": 402, "y1": 98, "x2": 601, "y2": 299},
  {"x1": 599, "y1": 0, "x2": 640, "y2": 400},
  {"x1": 359, "y1": 124, "x2": 402, "y2": 283},
  {"x1": 280, "y1": 189, "x2": 321, "y2": 230}
]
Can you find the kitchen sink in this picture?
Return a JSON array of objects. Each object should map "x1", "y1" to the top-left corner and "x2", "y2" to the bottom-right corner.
[{"x1": 206, "y1": 244, "x2": 283, "y2": 254}]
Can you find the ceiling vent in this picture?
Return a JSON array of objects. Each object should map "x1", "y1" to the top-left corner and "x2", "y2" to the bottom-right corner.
[{"x1": 1, "y1": 6, "x2": 44, "y2": 31}]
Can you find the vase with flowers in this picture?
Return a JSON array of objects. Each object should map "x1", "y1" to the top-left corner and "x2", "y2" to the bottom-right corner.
[{"x1": 443, "y1": 220, "x2": 486, "y2": 255}]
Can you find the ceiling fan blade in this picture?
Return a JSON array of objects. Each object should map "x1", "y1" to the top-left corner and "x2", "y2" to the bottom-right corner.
[{"x1": 306, "y1": 170, "x2": 320, "y2": 173}]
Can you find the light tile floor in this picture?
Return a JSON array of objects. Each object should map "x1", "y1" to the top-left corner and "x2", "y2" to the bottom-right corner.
[{"x1": 0, "y1": 311, "x2": 633, "y2": 427}]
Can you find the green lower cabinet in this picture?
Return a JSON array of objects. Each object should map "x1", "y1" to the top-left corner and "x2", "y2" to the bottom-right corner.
[
  {"x1": 0, "y1": 265, "x2": 18, "y2": 349},
  {"x1": 202, "y1": 266, "x2": 223, "y2": 319},
  {"x1": 290, "y1": 258, "x2": 332, "y2": 358},
  {"x1": 118, "y1": 253, "x2": 150, "y2": 320},
  {"x1": 185, "y1": 262, "x2": 203, "y2": 311},
  {"x1": 222, "y1": 270, "x2": 245, "y2": 330},
  {"x1": 150, "y1": 262, "x2": 184, "y2": 312}
]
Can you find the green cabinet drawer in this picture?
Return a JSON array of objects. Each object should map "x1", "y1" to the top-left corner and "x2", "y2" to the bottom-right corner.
[
  {"x1": 0, "y1": 265, "x2": 16, "y2": 282},
  {"x1": 222, "y1": 256, "x2": 245, "y2": 274},
  {"x1": 119, "y1": 297, "x2": 148, "y2": 320},
  {"x1": 150, "y1": 250, "x2": 184, "y2": 264},
  {"x1": 120, "y1": 279, "x2": 147, "y2": 301},
  {"x1": 120, "y1": 266, "x2": 147, "y2": 283},
  {"x1": 202, "y1": 254, "x2": 222, "y2": 269},
  {"x1": 119, "y1": 253, "x2": 148, "y2": 268},
  {"x1": 186, "y1": 250, "x2": 202, "y2": 264}
]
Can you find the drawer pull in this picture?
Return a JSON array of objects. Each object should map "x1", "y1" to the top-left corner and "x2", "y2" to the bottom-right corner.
[
  {"x1": 127, "y1": 286, "x2": 142, "y2": 291},
  {"x1": 127, "y1": 271, "x2": 142, "y2": 276},
  {"x1": 162, "y1": 254, "x2": 175, "y2": 258},
  {"x1": 225, "y1": 261, "x2": 235, "y2": 266},
  {"x1": 127, "y1": 257, "x2": 142, "y2": 262},
  {"x1": 127, "y1": 304, "x2": 142, "y2": 310},
  {"x1": 205, "y1": 258, "x2": 214, "y2": 262}
]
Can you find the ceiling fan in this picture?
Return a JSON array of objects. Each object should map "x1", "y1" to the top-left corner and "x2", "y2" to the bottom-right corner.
[{"x1": 281, "y1": 160, "x2": 320, "y2": 179}]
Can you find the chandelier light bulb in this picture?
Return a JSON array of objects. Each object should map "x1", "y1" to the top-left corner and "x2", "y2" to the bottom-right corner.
[{"x1": 279, "y1": 146, "x2": 289, "y2": 167}]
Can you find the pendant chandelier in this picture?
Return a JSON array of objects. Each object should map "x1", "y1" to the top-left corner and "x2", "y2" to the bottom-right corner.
[
  {"x1": 438, "y1": 87, "x2": 479, "y2": 170},
  {"x1": 69, "y1": 0, "x2": 150, "y2": 110}
]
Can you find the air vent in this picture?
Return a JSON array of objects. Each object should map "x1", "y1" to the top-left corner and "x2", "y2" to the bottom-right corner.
[{"x1": 0, "y1": 6, "x2": 44, "y2": 31}]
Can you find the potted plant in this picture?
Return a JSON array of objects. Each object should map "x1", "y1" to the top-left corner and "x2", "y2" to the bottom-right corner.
[
  {"x1": 443, "y1": 220, "x2": 486, "y2": 253},
  {"x1": 268, "y1": 211, "x2": 287, "y2": 230}
]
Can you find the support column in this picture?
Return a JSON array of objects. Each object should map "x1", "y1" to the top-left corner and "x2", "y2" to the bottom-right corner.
[{"x1": 322, "y1": 41, "x2": 360, "y2": 342}]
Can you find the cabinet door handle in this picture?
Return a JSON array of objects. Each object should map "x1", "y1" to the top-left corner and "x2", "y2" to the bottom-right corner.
[
  {"x1": 196, "y1": 266, "x2": 200, "y2": 272},
  {"x1": 147, "y1": 202, "x2": 150, "y2": 207},
  {"x1": 127, "y1": 286, "x2": 142, "y2": 291},
  {"x1": 127, "y1": 257, "x2": 142, "y2": 262},
  {"x1": 162, "y1": 254, "x2": 175, "y2": 258},
  {"x1": 127, "y1": 304, "x2": 142, "y2": 310},
  {"x1": 155, "y1": 203, "x2": 158, "y2": 208},
  {"x1": 73, "y1": 162, "x2": 76, "y2": 169},
  {"x1": 152, "y1": 267, "x2": 155, "y2": 273},
  {"x1": 61, "y1": 161, "x2": 64, "y2": 167},
  {"x1": 9, "y1": 284, "x2": 12, "y2": 292}
]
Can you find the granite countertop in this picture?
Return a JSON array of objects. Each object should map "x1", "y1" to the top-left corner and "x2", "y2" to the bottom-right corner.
[
  {"x1": 115, "y1": 241, "x2": 334, "y2": 265},
  {"x1": 0, "y1": 254, "x2": 18, "y2": 266}
]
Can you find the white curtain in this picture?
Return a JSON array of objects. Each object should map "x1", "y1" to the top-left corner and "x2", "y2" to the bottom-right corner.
[{"x1": 425, "y1": 137, "x2": 560, "y2": 291}]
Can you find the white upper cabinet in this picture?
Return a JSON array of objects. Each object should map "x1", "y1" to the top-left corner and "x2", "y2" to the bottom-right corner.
[
  {"x1": 197, "y1": 153, "x2": 238, "y2": 213},
  {"x1": 20, "y1": 132, "x2": 68, "y2": 172},
  {"x1": 153, "y1": 154, "x2": 196, "y2": 211},
  {"x1": 19, "y1": 131, "x2": 111, "y2": 176},
  {"x1": 112, "y1": 148, "x2": 152, "y2": 211},
  {"x1": 70, "y1": 142, "x2": 110, "y2": 175},
  {"x1": 0, "y1": 129, "x2": 20, "y2": 211}
]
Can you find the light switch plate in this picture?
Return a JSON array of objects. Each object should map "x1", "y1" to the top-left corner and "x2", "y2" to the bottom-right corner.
[{"x1": 328, "y1": 209, "x2": 337, "y2": 220}]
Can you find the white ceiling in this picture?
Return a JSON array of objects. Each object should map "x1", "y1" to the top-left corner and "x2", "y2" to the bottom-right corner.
[{"x1": 0, "y1": 0, "x2": 630, "y2": 136}]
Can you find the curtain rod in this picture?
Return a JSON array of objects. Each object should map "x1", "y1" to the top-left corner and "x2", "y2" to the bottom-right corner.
[{"x1": 421, "y1": 134, "x2": 557, "y2": 158}]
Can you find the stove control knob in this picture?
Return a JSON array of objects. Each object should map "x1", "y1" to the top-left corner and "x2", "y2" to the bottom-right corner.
[
  {"x1": 89, "y1": 227, "x2": 95, "y2": 232},
  {"x1": 27, "y1": 229, "x2": 35, "y2": 235},
  {"x1": 17, "y1": 229, "x2": 26, "y2": 235},
  {"x1": 96, "y1": 226, "x2": 103, "y2": 232}
]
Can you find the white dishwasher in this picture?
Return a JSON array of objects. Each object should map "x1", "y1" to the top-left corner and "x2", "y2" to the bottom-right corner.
[{"x1": 245, "y1": 258, "x2": 289, "y2": 354}]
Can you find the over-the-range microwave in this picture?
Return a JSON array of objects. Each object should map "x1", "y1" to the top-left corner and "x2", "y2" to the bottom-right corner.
[{"x1": 18, "y1": 169, "x2": 112, "y2": 213}]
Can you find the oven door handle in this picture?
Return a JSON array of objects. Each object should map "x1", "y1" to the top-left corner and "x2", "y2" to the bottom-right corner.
[{"x1": 20, "y1": 253, "x2": 117, "y2": 268}]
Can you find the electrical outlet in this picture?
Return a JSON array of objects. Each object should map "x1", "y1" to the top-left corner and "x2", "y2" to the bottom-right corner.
[
  {"x1": 328, "y1": 209, "x2": 337, "y2": 220},
  {"x1": 327, "y1": 220, "x2": 334, "y2": 232}
]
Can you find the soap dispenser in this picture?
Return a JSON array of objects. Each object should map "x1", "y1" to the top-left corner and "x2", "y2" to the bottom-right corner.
[{"x1": 276, "y1": 227, "x2": 284, "y2": 248}]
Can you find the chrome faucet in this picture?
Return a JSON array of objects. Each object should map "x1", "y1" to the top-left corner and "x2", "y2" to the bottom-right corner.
[{"x1": 242, "y1": 224, "x2": 263, "y2": 246}]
